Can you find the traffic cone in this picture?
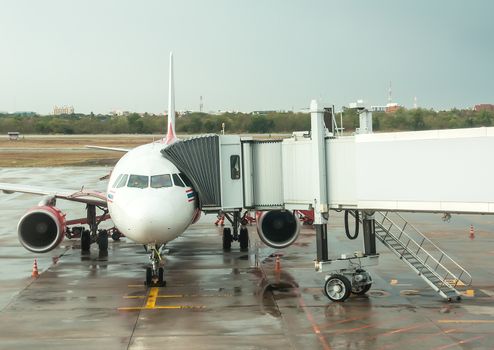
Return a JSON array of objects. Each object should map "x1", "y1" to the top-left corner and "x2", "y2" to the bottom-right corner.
[
  {"x1": 469, "y1": 225, "x2": 475, "y2": 240},
  {"x1": 32, "y1": 258, "x2": 39, "y2": 278},
  {"x1": 219, "y1": 215, "x2": 225, "y2": 226},
  {"x1": 214, "y1": 216, "x2": 221, "y2": 226},
  {"x1": 274, "y1": 255, "x2": 281, "y2": 272}
]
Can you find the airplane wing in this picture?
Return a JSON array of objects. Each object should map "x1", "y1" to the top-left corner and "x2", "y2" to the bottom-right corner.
[
  {"x1": 0, "y1": 183, "x2": 108, "y2": 207},
  {"x1": 86, "y1": 145, "x2": 131, "y2": 152}
]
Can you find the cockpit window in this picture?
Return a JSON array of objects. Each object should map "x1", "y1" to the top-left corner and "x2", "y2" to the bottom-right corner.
[
  {"x1": 112, "y1": 174, "x2": 123, "y2": 188},
  {"x1": 128, "y1": 175, "x2": 149, "y2": 189},
  {"x1": 179, "y1": 173, "x2": 193, "y2": 187},
  {"x1": 172, "y1": 174, "x2": 185, "y2": 187},
  {"x1": 116, "y1": 174, "x2": 128, "y2": 188},
  {"x1": 150, "y1": 174, "x2": 172, "y2": 188}
]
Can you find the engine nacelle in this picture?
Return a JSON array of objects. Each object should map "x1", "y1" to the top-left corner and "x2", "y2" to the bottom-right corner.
[
  {"x1": 257, "y1": 210, "x2": 300, "y2": 249},
  {"x1": 17, "y1": 206, "x2": 66, "y2": 253}
]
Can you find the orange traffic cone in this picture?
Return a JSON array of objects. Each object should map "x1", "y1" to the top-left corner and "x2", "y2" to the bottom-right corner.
[
  {"x1": 219, "y1": 215, "x2": 225, "y2": 226},
  {"x1": 32, "y1": 258, "x2": 39, "y2": 278},
  {"x1": 274, "y1": 255, "x2": 281, "y2": 272},
  {"x1": 469, "y1": 225, "x2": 475, "y2": 240}
]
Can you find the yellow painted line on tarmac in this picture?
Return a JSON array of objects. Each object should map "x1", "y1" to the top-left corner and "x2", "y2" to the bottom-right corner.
[
  {"x1": 154, "y1": 305, "x2": 206, "y2": 309},
  {"x1": 438, "y1": 320, "x2": 494, "y2": 324},
  {"x1": 118, "y1": 287, "x2": 205, "y2": 311},
  {"x1": 118, "y1": 305, "x2": 205, "y2": 311},
  {"x1": 462, "y1": 289, "x2": 475, "y2": 297},
  {"x1": 156, "y1": 293, "x2": 233, "y2": 298},
  {"x1": 123, "y1": 295, "x2": 146, "y2": 299},
  {"x1": 145, "y1": 287, "x2": 159, "y2": 308}
]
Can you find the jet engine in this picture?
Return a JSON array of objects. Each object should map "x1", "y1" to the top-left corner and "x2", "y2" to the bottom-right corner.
[
  {"x1": 17, "y1": 206, "x2": 66, "y2": 253},
  {"x1": 257, "y1": 210, "x2": 300, "y2": 249}
]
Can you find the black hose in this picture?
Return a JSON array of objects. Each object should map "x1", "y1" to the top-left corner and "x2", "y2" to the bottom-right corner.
[{"x1": 344, "y1": 210, "x2": 359, "y2": 240}]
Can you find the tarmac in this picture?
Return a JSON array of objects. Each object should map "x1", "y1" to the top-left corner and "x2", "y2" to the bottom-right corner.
[{"x1": 0, "y1": 168, "x2": 494, "y2": 349}]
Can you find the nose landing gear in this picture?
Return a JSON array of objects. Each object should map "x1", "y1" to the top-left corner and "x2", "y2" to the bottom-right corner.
[{"x1": 145, "y1": 245, "x2": 166, "y2": 287}]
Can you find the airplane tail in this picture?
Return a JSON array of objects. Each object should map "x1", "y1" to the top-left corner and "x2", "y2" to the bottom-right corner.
[{"x1": 164, "y1": 52, "x2": 177, "y2": 145}]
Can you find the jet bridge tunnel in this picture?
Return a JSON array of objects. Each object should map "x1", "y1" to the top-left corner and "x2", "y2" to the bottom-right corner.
[{"x1": 162, "y1": 100, "x2": 494, "y2": 301}]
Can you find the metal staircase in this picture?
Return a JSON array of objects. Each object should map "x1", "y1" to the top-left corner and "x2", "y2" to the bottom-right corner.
[{"x1": 350, "y1": 211, "x2": 472, "y2": 300}]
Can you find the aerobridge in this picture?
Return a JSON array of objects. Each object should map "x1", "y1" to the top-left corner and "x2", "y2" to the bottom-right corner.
[{"x1": 162, "y1": 100, "x2": 493, "y2": 301}]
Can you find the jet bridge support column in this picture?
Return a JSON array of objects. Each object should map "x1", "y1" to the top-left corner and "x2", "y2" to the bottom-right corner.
[
  {"x1": 362, "y1": 212, "x2": 376, "y2": 256},
  {"x1": 316, "y1": 225, "x2": 328, "y2": 261},
  {"x1": 310, "y1": 100, "x2": 330, "y2": 262}
]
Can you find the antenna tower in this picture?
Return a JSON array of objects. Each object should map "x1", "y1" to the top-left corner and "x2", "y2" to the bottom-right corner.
[
  {"x1": 199, "y1": 96, "x2": 204, "y2": 113},
  {"x1": 388, "y1": 81, "x2": 392, "y2": 103}
]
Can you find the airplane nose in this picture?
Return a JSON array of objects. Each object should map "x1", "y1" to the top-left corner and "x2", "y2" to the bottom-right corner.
[{"x1": 112, "y1": 197, "x2": 176, "y2": 243}]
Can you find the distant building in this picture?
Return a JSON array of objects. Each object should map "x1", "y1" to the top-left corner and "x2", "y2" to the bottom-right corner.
[
  {"x1": 110, "y1": 110, "x2": 130, "y2": 116},
  {"x1": 53, "y1": 105, "x2": 74, "y2": 115},
  {"x1": 370, "y1": 105, "x2": 386, "y2": 112},
  {"x1": 385, "y1": 103, "x2": 400, "y2": 113},
  {"x1": 474, "y1": 104, "x2": 494, "y2": 112}
]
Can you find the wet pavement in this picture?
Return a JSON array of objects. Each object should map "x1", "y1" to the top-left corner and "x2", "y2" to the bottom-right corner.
[{"x1": 1, "y1": 168, "x2": 494, "y2": 349}]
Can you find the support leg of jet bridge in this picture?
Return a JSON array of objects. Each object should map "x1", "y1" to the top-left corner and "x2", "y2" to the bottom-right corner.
[{"x1": 362, "y1": 212, "x2": 376, "y2": 256}]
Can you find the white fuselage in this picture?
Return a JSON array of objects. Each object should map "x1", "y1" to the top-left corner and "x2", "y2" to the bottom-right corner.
[{"x1": 106, "y1": 142, "x2": 196, "y2": 244}]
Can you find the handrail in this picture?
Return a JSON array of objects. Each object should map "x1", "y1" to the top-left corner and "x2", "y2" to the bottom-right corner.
[{"x1": 374, "y1": 212, "x2": 472, "y2": 287}]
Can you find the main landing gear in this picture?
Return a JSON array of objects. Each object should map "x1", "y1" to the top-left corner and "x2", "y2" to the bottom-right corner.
[
  {"x1": 65, "y1": 204, "x2": 122, "y2": 254},
  {"x1": 145, "y1": 245, "x2": 166, "y2": 287},
  {"x1": 221, "y1": 211, "x2": 249, "y2": 252}
]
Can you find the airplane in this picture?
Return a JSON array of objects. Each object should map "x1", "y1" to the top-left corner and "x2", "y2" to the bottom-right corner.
[{"x1": 0, "y1": 53, "x2": 299, "y2": 287}]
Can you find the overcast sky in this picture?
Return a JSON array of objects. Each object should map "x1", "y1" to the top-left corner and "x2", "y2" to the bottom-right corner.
[{"x1": 0, "y1": 0, "x2": 493, "y2": 114}]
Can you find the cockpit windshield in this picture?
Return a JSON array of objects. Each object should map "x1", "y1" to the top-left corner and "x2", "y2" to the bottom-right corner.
[
  {"x1": 151, "y1": 174, "x2": 173, "y2": 188},
  {"x1": 127, "y1": 175, "x2": 149, "y2": 189},
  {"x1": 116, "y1": 174, "x2": 128, "y2": 188}
]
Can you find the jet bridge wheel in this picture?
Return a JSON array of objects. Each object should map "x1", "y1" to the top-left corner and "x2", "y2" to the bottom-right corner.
[
  {"x1": 352, "y1": 283, "x2": 372, "y2": 295},
  {"x1": 324, "y1": 274, "x2": 352, "y2": 302},
  {"x1": 223, "y1": 227, "x2": 232, "y2": 251}
]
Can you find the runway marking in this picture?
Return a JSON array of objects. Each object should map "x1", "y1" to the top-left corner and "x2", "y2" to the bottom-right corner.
[
  {"x1": 431, "y1": 335, "x2": 485, "y2": 350},
  {"x1": 118, "y1": 287, "x2": 205, "y2": 311},
  {"x1": 145, "y1": 287, "x2": 159, "y2": 308},
  {"x1": 379, "y1": 329, "x2": 458, "y2": 350},
  {"x1": 480, "y1": 289, "x2": 494, "y2": 298},
  {"x1": 297, "y1": 296, "x2": 332, "y2": 350},
  {"x1": 157, "y1": 293, "x2": 233, "y2": 298},
  {"x1": 462, "y1": 289, "x2": 475, "y2": 297},
  {"x1": 123, "y1": 293, "x2": 234, "y2": 299}
]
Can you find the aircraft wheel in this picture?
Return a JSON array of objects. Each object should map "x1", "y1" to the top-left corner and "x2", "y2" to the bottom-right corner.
[
  {"x1": 223, "y1": 227, "x2": 232, "y2": 251},
  {"x1": 81, "y1": 229, "x2": 91, "y2": 252},
  {"x1": 352, "y1": 283, "x2": 372, "y2": 295},
  {"x1": 97, "y1": 230, "x2": 108, "y2": 251},
  {"x1": 145, "y1": 267, "x2": 152, "y2": 286},
  {"x1": 158, "y1": 267, "x2": 166, "y2": 287},
  {"x1": 111, "y1": 230, "x2": 121, "y2": 241},
  {"x1": 239, "y1": 227, "x2": 249, "y2": 251},
  {"x1": 324, "y1": 274, "x2": 352, "y2": 302}
]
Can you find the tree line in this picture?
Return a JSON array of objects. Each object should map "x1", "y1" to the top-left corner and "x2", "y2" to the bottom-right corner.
[{"x1": 0, "y1": 108, "x2": 493, "y2": 135}]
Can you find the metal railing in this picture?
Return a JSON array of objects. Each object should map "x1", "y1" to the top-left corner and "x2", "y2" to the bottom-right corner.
[{"x1": 373, "y1": 211, "x2": 472, "y2": 288}]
